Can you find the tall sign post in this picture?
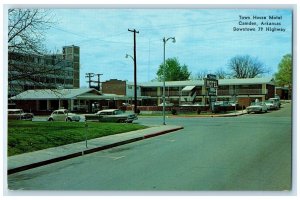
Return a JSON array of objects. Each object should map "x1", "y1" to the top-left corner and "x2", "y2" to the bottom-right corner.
[{"x1": 204, "y1": 74, "x2": 218, "y2": 112}]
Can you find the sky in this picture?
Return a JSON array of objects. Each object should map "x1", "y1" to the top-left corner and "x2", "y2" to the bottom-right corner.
[{"x1": 43, "y1": 8, "x2": 292, "y2": 87}]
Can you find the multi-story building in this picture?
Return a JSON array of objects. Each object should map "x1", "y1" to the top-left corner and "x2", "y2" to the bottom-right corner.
[
  {"x1": 62, "y1": 45, "x2": 80, "y2": 88},
  {"x1": 140, "y1": 77, "x2": 275, "y2": 107},
  {"x1": 8, "y1": 45, "x2": 80, "y2": 97}
]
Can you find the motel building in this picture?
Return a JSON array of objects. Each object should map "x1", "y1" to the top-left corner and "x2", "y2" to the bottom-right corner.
[{"x1": 10, "y1": 77, "x2": 276, "y2": 113}]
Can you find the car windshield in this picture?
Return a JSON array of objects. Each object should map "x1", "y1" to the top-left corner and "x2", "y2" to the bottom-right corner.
[
  {"x1": 9, "y1": 111, "x2": 21, "y2": 114},
  {"x1": 250, "y1": 102, "x2": 263, "y2": 106}
]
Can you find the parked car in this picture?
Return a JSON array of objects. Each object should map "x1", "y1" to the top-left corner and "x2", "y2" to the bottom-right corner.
[
  {"x1": 269, "y1": 97, "x2": 281, "y2": 108},
  {"x1": 158, "y1": 102, "x2": 174, "y2": 107},
  {"x1": 8, "y1": 109, "x2": 34, "y2": 120},
  {"x1": 48, "y1": 109, "x2": 81, "y2": 122},
  {"x1": 264, "y1": 99, "x2": 279, "y2": 110},
  {"x1": 85, "y1": 109, "x2": 137, "y2": 123},
  {"x1": 246, "y1": 102, "x2": 268, "y2": 114}
]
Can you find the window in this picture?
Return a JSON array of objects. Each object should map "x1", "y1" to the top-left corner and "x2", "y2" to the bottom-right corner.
[{"x1": 58, "y1": 111, "x2": 65, "y2": 115}]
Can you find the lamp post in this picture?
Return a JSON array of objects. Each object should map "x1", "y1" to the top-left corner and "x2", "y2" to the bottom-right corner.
[
  {"x1": 162, "y1": 37, "x2": 176, "y2": 125},
  {"x1": 125, "y1": 54, "x2": 137, "y2": 113}
]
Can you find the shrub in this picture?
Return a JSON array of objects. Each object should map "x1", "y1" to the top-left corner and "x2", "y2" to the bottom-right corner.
[
  {"x1": 197, "y1": 108, "x2": 201, "y2": 115},
  {"x1": 171, "y1": 109, "x2": 177, "y2": 115},
  {"x1": 136, "y1": 108, "x2": 141, "y2": 114}
]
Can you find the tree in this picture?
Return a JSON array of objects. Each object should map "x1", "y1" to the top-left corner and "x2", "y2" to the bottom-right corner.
[
  {"x1": 193, "y1": 70, "x2": 208, "y2": 80},
  {"x1": 275, "y1": 54, "x2": 292, "y2": 97},
  {"x1": 215, "y1": 67, "x2": 229, "y2": 79},
  {"x1": 227, "y1": 55, "x2": 267, "y2": 78},
  {"x1": 156, "y1": 57, "x2": 191, "y2": 81},
  {"x1": 193, "y1": 68, "x2": 229, "y2": 80},
  {"x1": 8, "y1": 9, "x2": 65, "y2": 97},
  {"x1": 8, "y1": 9, "x2": 54, "y2": 54}
]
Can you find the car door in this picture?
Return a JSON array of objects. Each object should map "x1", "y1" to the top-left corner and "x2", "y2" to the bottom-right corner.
[
  {"x1": 58, "y1": 110, "x2": 67, "y2": 121},
  {"x1": 98, "y1": 112, "x2": 108, "y2": 122}
]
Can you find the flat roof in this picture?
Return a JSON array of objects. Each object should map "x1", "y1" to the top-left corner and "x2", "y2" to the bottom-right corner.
[{"x1": 140, "y1": 77, "x2": 274, "y2": 87}]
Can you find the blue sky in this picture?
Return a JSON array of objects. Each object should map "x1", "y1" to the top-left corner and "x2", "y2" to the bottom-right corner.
[{"x1": 44, "y1": 9, "x2": 292, "y2": 87}]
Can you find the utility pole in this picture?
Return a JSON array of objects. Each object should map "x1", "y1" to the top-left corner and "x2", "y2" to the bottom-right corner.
[
  {"x1": 85, "y1": 73, "x2": 94, "y2": 88},
  {"x1": 128, "y1": 29, "x2": 139, "y2": 114},
  {"x1": 95, "y1": 73, "x2": 103, "y2": 91}
]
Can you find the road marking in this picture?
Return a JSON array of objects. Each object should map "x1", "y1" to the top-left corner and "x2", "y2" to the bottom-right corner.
[
  {"x1": 95, "y1": 155, "x2": 125, "y2": 160},
  {"x1": 167, "y1": 139, "x2": 176, "y2": 142},
  {"x1": 152, "y1": 138, "x2": 176, "y2": 142},
  {"x1": 113, "y1": 156, "x2": 125, "y2": 160}
]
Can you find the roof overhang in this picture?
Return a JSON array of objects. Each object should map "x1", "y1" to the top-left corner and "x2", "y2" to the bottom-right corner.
[{"x1": 182, "y1": 86, "x2": 195, "y2": 91}]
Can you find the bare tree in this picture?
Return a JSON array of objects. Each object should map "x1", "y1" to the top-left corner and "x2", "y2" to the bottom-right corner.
[
  {"x1": 228, "y1": 55, "x2": 267, "y2": 78},
  {"x1": 8, "y1": 9, "x2": 54, "y2": 54},
  {"x1": 215, "y1": 67, "x2": 229, "y2": 79},
  {"x1": 193, "y1": 70, "x2": 208, "y2": 80},
  {"x1": 8, "y1": 9, "x2": 70, "y2": 97}
]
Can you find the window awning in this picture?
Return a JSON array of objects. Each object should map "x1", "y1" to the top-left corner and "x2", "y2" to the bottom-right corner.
[{"x1": 182, "y1": 86, "x2": 195, "y2": 91}]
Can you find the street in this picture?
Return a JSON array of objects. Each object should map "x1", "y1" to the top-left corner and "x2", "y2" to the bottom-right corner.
[{"x1": 7, "y1": 103, "x2": 292, "y2": 191}]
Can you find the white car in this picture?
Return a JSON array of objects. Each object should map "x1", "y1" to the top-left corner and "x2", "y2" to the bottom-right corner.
[
  {"x1": 269, "y1": 97, "x2": 281, "y2": 108},
  {"x1": 158, "y1": 102, "x2": 174, "y2": 107},
  {"x1": 246, "y1": 102, "x2": 268, "y2": 114},
  {"x1": 8, "y1": 109, "x2": 34, "y2": 120},
  {"x1": 264, "y1": 100, "x2": 279, "y2": 110},
  {"x1": 48, "y1": 109, "x2": 81, "y2": 122}
]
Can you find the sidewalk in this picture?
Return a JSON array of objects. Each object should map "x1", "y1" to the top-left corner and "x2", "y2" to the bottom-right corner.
[{"x1": 8, "y1": 125, "x2": 183, "y2": 175}]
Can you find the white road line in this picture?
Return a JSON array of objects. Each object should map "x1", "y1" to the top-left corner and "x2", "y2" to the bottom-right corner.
[
  {"x1": 95, "y1": 155, "x2": 125, "y2": 160},
  {"x1": 113, "y1": 156, "x2": 125, "y2": 160}
]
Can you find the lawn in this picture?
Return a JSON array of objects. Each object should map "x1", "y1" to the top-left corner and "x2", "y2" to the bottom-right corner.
[{"x1": 8, "y1": 121, "x2": 147, "y2": 156}]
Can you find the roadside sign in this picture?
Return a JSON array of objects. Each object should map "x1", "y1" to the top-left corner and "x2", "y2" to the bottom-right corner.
[
  {"x1": 204, "y1": 78, "x2": 218, "y2": 88},
  {"x1": 207, "y1": 74, "x2": 217, "y2": 79},
  {"x1": 208, "y1": 87, "x2": 217, "y2": 96}
]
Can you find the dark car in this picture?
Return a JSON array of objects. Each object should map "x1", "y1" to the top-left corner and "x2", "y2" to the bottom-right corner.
[{"x1": 85, "y1": 109, "x2": 137, "y2": 123}]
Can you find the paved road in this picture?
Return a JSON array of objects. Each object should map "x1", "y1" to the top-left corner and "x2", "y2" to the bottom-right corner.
[{"x1": 7, "y1": 103, "x2": 292, "y2": 191}]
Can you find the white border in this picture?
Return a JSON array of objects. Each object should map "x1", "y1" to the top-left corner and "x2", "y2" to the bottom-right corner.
[{"x1": 1, "y1": 0, "x2": 299, "y2": 199}]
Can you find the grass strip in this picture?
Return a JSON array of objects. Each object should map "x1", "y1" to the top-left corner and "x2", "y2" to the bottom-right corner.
[{"x1": 8, "y1": 121, "x2": 147, "y2": 156}]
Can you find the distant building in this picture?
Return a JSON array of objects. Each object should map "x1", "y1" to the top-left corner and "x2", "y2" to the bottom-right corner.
[
  {"x1": 8, "y1": 45, "x2": 80, "y2": 97},
  {"x1": 62, "y1": 45, "x2": 80, "y2": 88},
  {"x1": 102, "y1": 79, "x2": 141, "y2": 97},
  {"x1": 10, "y1": 77, "x2": 276, "y2": 113}
]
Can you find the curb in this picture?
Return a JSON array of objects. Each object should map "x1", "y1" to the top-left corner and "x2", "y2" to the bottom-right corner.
[
  {"x1": 8, "y1": 126, "x2": 183, "y2": 175},
  {"x1": 169, "y1": 112, "x2": 245, "y2": 118}
]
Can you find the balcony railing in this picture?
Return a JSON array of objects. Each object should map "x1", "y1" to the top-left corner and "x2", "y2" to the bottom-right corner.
[
  {"x1": 217, "y1": 89, "x2": 264, "y2": 95},
  {"x1": 142, "y1": 89, "x2": 265, "y2": 97}
]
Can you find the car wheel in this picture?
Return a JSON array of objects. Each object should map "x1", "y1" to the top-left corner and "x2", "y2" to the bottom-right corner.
[{"x1": 66, "y1": 118, "x2": 72, "y2": 122}]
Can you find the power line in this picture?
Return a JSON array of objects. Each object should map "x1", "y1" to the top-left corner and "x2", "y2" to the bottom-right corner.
[{"x1": 139, "y1": 19, "x2": 239, "y2": 31}]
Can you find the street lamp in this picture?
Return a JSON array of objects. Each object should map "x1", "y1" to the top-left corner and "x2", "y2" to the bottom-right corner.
[
  {"x1": 162, "y1": 37, "x2": 176, "y2": 125},
  {"x1": 125, "y1": 54, "x2": 134, "y2": 60},
  {"x1": 125, "y1": 53, "x2": 137, "y2": 113}
]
